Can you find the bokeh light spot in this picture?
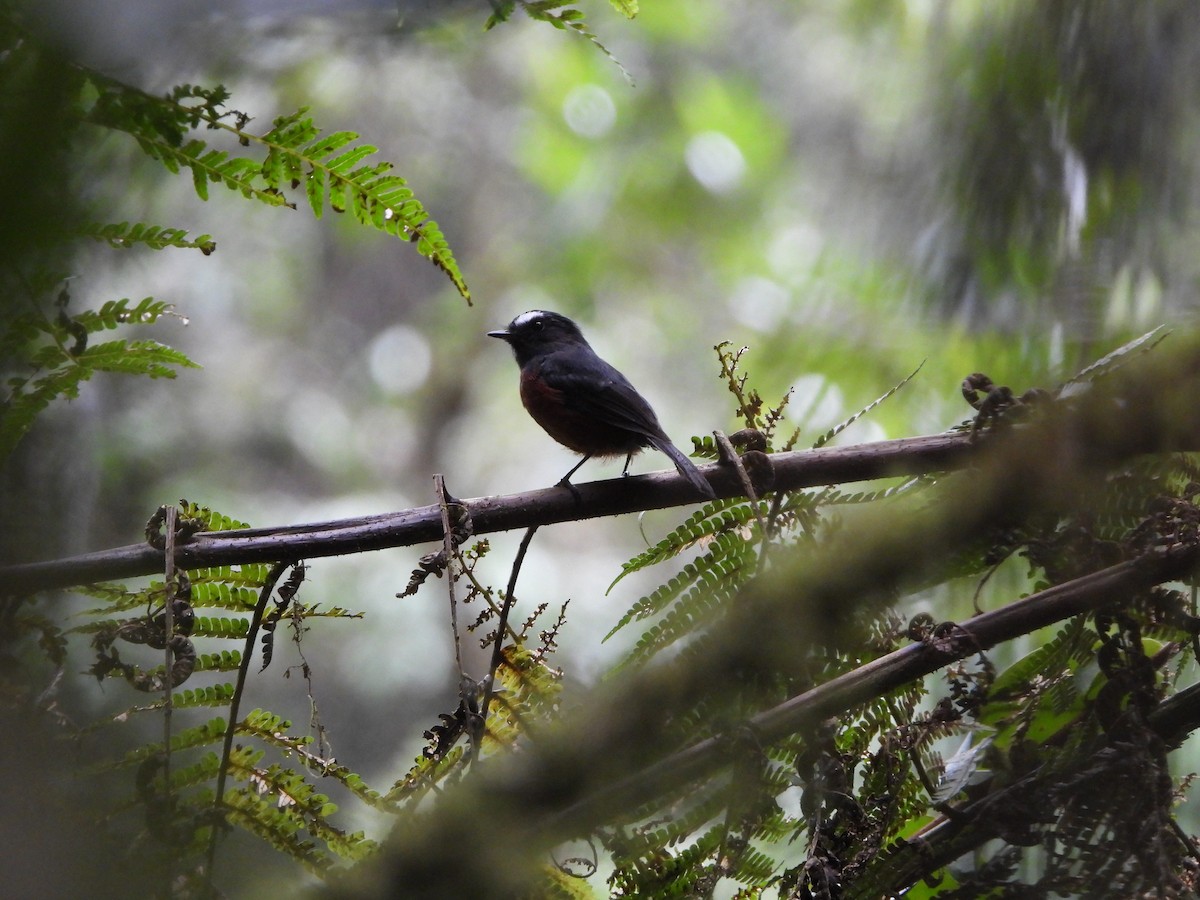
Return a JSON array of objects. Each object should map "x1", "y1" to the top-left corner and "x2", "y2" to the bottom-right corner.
[
  {"x1": 368, "y1": 324, "x2": 432, "y2": 396},
  {"x1": 562, "y1": 84, "x2": 617, "y2": 139},
  {"x1": 684, "y1": 131, "x2": 746, "y2": 194}
]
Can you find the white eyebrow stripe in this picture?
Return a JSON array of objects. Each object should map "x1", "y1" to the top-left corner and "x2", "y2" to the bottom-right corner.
[{"x1": 511, "y1": 310, "x2": 548, "y2": 328}]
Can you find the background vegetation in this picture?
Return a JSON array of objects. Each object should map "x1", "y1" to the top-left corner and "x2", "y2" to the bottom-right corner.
[{"x1": 4, "y1": 1, "x2": 1200, "y2": 897}]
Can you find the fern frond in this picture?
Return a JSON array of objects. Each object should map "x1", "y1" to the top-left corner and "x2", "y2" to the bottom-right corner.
[
  {"x1": 3, "y1": 315, "x2": 198, "y2": 463},
  {"x1": 189, "y1": 581, "x2": 260, "y2": 611},
  {"x1": 87, "y1": 75, "x2": 470, "y2": 299},
  {"x1": 222, "y1": 786, "x2": 333, "y2": 875},
  {"x1": 101, "y1": 715, "x2": 228, "y2": 771},
  {"x1": 818, "y1": 475, "x2": 935, "y2": 506},
  {"x1": 613, "y1": 821, "x2": 725, "y2": 895},
  {"x1": 811, "y1": 362, "x2": 922, "y2": 449},
  {"x1": 188, "y1": 563, "x2": 270, "y2": 586},
  {"x1": 195, "y1": 649, "x2": 243, "y2": 673},
  {"x1": 164, "y1": 750, "x2": 227, "y2": 793},
  {"x1": 0, "y1": 365, "x2": 90, "y2": 459},
  {"x1": 487, "y1": 2, "x2": 632, "y2": 84},
  {"x1": 77, "y1": 221, "x2": 216, "y2": 254},
  {"x1": 68, "y1": 297, "x2": 178, "y2": 332},
  {"x1": 612, "y1": 787, "x2": 728, "y2": 864},
  {"x1": 495, "y1": 645, "x2": 564, "y2": 719},
  {"x1": 1061, "y1": 325, "x2": 1169, "y2": 390},
  {"x1": 608, "y1": 498, "x2": 765, "y2": 597},
  {"x1": 92, "y1": 684, "x2": 240, "y2": 725},
  {"x1": 533, "y1": 863, "x2": 600, "y2": 899},
  {"x1": 385, "y1": 746, "x2": 466, "y2": 807},
  {"x1": 178, "y1": 500, "x2": 251, "y2": 532},
  {"x1": 614, "y1": 538, "x2": 757, "y2": 671},
  {"x1": 79, "y1": 339, "x2": 199, "y2": 378},
  {"x1": 191, "y1": 615, "x2": 251, "y2": 639},
  {"x1": 608, "y1": 530, "x2": 759, "y2": 643},
  {"x1": 138, "y1": 135, "x2": 284, "y2": 204},
  {"x1": 733, "y1": 846, "x2": 783, "y2": 885},
  {"x1": 0, "y1": 284, "x2": 190, "y2": 463},
  {"x1": 234, "y1": 709, "x2": 393, "y2": 811},
  {"x1": 232, "y1": 771, "x2": 379, "y2": 865},
  {"x1": 255, "y1": 109, "x2": 469, "y2": 299},
  {"x1": 0, "y1": 307, "x2": 47, "y2": 360},
  {"x1": 169, "y1": 682, "x2": 239, "y2": 710}
]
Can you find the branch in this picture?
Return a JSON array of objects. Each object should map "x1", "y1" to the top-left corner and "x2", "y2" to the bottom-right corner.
[
  {"x1": 0, "y1": 432, "x2": 974, "y2": 595},
  {"x1": 538, "y1": 543, "x2": 1200, "y2": 841},
  {"x1": 846, "y1": 605, "x2": 1200, "y2": 899}
]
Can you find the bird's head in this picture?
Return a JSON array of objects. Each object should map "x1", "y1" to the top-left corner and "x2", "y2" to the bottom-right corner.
[{"x1": 488, "y1": 310, "x2": 590, "y2": 365}]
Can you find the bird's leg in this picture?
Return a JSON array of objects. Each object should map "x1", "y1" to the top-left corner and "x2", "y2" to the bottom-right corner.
[
  {"x1": 557, "y1": 454, "x2": 591, "y2": 502},
  {"x1": 621, "y1": 452, "x2": 634, "y2": 477},
  {"x1": 558, "y1": 454, "x2": 592, "y2": 485}
]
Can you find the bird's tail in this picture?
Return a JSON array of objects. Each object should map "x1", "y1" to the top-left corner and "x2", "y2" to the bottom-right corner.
[{"x1": 652, "y1": 437, "x2": 716, "y2": 499}]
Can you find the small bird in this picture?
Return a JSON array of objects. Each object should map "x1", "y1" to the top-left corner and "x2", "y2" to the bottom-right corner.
[{"x1": 489, "y1": 310, "x2": 716, "y2": 498}]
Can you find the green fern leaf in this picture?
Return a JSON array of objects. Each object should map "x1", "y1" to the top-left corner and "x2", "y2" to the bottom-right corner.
[
  {"x1": 253, "y1": 110, "x2": 470, "y2": 299},
  {"x1": 191, "y1": 615, "x2": 251, "y2": 639},
  {"x1": 235, "y1": 709, "x2": 392, "y2": 811},
  {"x1": 188, "y1": 563, "x2": 269, "y2": 585},
  {"x1": 177, "y1": 501, "x2": 251, "y2": 533},
  {"x1": 101, "y1": 715, "x2": 228, "y2": 770},
  {"x1": 296, "y1": 604, "x2": 364, "y2": 619},
  {"x1": 812, "y1": 362, "x2": 922, "y2": 449},
  {"x1": 78, "y1": 339, "x2": 199, "y2": 378},
  {"x1": 77, "y1": 221, "x2": 216, "y2": 253},
  {"x1": 98, "y1": 683, "x2": 239, "y2": 723},
  {"x1": 489, "y1": 2, "x2": 632, "y2": 84},
  {"x1": 195, "y1": 649, "x2": 243, "y2": 673},
  {"x1": 187, "y1": 581, "x2": 260, "y2": 611},
  {"x1": 1061, "y1": 325, "x2": 1169, "y2": 389},
  {"x1": 608, "y1": 498, "x2": 764, "y2": 596},
  {"x1": 71, "y1": 297, "x2": 176, "y2": 332},
  {"x1": 819, "y1": 475, "x2": 935, "y2": 506},
  {"x1": 485, "y1": 1, "x2": 518, "y2": 28},
  {"x1": 0, "y1": 309, "x2": 46, "y2": 361},
  {"x1": 174, "y1": 682, "x2": 238, "y2": 708},
  {"x1": 386, "y1": 747, "x2": 465, "y2": 807},
  {"x1": 612, "y1": 540, "x2": 757, "y2": 671},
  {"x1": 222, "y1": 787, "x2": 333, "y2": 875},
  {"x1": 604, "y1": 518, "x2": 763, "y2": 638},
  {"x1": 0, "y1": 365, "x2": 90, "y2": 459},
  {"x1": 161, "y1": 750, "x2": 227, "y2": 793}
]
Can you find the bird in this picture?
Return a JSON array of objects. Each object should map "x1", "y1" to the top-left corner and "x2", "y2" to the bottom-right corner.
[{"x1": 488, "y1": 310, "x2": 715, "y2": 499}]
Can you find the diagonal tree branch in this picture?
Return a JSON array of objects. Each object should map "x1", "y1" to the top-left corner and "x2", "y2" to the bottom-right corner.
[{"x1": 536, "y1": 543, "x2": 1200, "y2": 842}]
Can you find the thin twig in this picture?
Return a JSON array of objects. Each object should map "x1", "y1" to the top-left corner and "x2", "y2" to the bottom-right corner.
[
  {"x1": 434, "y1": 475, "x2": 466, "y2": 677},
  {"x1": 473, "y1": 524, "x2": 539, "y2": 764},
  {"x1": 714, "y1": 430, "x2": 762, "y2": 509},
  {"x1": 712, "y1": 430, "x2": 773, "y2": 577},
  {"x1": 457, "y1": 560, "x2": 521, "y2": 645},
  {"x1": 161, "y1": 503, "x2": 177, "y2": 880},
  {"x1": 205, "y1": 559, "x2": 294, "y2": 888}
]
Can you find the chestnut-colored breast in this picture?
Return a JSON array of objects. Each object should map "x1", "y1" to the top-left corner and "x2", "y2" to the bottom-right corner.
[{"x1": 519, "y1": 365, "x2": 649, "y2": 458}]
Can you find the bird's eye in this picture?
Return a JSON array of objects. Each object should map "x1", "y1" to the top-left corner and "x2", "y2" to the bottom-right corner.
[{"x1": 532, "y1": 320, "x2": 544, "y2": 331}]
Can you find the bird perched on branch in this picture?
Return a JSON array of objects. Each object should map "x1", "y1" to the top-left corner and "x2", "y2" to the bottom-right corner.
[{"x1": 489, "y1": 310, "x2": 716, "y2": 499}]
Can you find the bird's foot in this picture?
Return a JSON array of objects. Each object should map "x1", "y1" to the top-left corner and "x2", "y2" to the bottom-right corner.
[{"x1": 556, "y1": 476, "x2": 583, "y2": 504}]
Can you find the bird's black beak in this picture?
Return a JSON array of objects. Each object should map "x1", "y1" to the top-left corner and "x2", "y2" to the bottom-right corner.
[{"x1": 487, "y1": 329, "x2": 511, "y2": 341}]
